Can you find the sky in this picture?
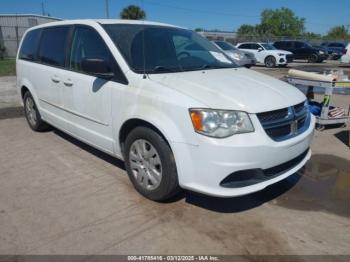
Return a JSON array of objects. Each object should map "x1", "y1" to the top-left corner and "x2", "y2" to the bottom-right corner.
[{"x1": 1, "y1": 0, "x2": 349, "y2": 34}]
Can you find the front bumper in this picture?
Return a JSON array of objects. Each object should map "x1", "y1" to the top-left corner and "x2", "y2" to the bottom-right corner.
[
  {"x1": 237, "y1": 58, "x2": 256, "y2": 67},
  {"x1": 276, "y1": 56, "x2": 288, "y2": 65},
  {"x1": 171, "y1": 114, "x2": 315, "y2": 197},
  {"x1": 341, "y1": 56, "x2": 350, "y2": 64}
]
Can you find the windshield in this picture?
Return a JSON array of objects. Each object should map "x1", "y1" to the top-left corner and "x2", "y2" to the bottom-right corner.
[
  {"x1": 103, "y1": 24, "x2": 237, "y2": 74},
  {"x1": 261, "y1": 44, "x2": 276, "y2": 50},
  {"x1": 215, "y1": 41, "x2": 237, "y2": 51}
]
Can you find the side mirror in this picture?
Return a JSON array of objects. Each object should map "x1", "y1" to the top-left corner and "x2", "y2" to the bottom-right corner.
[
  {"x1": 81, "y1": 58, "x2": 114, "y2": 79},
  {"x1": 258, "y1": 47, "x2": 263, "y2": 52}
]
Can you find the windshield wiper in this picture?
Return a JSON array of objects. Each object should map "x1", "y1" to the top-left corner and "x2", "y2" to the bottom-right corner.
[
  {"x1": 193, "y1": 64, "x2": 226, "y2": 71},
  {"x1": 151, "y1": 66, "x2": 179, "y2": 73}
]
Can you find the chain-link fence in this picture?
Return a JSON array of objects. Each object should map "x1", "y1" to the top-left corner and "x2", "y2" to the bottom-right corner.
[{"x1": 0, "y1": 25, "x2": 31, "y2": 58}]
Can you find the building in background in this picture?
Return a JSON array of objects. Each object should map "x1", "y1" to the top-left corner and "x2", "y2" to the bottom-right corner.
[
  {"x1": 0, "y1": 14, "x2": 61, "y2": 57},
  {"x1": 198, "y1": 30, "x2": 237, "y2": 44}
]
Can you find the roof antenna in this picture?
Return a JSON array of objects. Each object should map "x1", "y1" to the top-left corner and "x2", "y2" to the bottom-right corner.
[{"x1": 141, "y1": 0, "x2": 147, "y2": 79}]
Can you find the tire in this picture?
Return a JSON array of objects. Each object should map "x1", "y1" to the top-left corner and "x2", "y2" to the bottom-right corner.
[
  {"x1": 124, "y1": 126, "x2": 180, "y2": 201},
  {"x1": 308, "y1": 54, "x2": 318, "y2": 63},
  {"x1": 264, "y1": 56, "x2": 276, "y2": 68},
  {"x1": 244, "y1": 64, "x2": 251, "y2": 69},
  {"x1": 23, "y1": 92, "x2": 50, "y2": 131}
]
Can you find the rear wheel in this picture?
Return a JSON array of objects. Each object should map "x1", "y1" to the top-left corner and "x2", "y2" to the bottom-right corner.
[
  {"x1": 23, "y1": 92, "x2": 50, "y2": 131},
  {"x1": 124, "y1": 126, "x2": 180, "y2": 201},
  {"x1": 264, "y1": 56, "x2": 276, "y2": 68},
  {"x1": 308, "y1": 54, "x2": 319, "y2": 63}
]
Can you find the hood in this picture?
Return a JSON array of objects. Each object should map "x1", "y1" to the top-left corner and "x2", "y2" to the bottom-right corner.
[
  {"x1": 225, "y1": 49, "x2": 245, "y2": 55},
  {"x1": 149, "y1": 68, "x2": 305, "y2": 113},
  {"x1": 269, "y1": 49, "x2": 293, "y2": 55}
]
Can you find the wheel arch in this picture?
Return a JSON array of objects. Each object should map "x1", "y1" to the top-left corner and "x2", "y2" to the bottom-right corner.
[
  {"x1": 118, "y1": 118, "x2": 172, "y2": 157},
  {"x1": 18, "y1": 78, "x2": 39, "y2": 105}
]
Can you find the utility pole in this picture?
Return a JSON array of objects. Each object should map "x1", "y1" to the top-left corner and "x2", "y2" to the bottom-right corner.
[
  {"x1": 105, "y1": 0, "x2": 110, "y2": 19},
  {"x1": 41, "y1": 1, "x2": 46, "y2": 16}
]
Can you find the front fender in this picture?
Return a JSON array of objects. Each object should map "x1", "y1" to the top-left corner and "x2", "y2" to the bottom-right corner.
[{"x1": 115, "y1": 102, "x2": 199, "y2": 153}]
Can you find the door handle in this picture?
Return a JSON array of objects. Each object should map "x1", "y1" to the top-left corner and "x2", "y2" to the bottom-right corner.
[
  {"x1": 51, "y1": 76, "x2": 60, "y2": 83},
  {"x1": 63, "y1": 79, "x2": 74, "y2": 87}
]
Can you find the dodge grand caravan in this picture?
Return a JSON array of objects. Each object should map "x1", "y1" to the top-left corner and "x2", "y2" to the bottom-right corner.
[{"x1": 16, "y1": 20, "x2": 315, "y2": 201}]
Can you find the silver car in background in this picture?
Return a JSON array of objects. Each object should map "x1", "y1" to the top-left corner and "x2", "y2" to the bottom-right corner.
[{"x1": 213, "y1": 41, "x2": 256, "y2": 68}]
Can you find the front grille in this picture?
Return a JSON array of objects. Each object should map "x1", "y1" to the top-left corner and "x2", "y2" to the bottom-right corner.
[
  {"x1": 257, "y1": 101, "x2": 310, "y2": 141},
  {"x1": 257, "y1": 108, "x2": 288, "y2": 123},
  {"x1": 265, "y1": 124, "x2": 291, "y2": 138},
  {"x1": 294, "y1": 102, "x2": 305, "y2": 114}
]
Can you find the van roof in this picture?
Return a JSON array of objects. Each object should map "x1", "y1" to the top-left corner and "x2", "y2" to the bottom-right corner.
[{"x1": 29, "y1": 19, "x2": 184, "y2": 30}]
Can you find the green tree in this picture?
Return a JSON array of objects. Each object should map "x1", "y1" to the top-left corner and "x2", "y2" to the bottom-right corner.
[
  {"x1": 302, "y1": 32, "x2": 322, "y2": 41},
  {"x1": 260, "y1": 8, "x2": 305, "y2": 37},
  {"x1": 237, "y1": 24, "x2": 257, "y2": 37},
  {"x1": 325, "y1": 25, "x2": 349, "y2": 40},
  {"x1": 194, "y1": 28, "x2": 205, "y2": 32},
  {"x1": 236, "y1": 8, "x2": 305, "y2": 38},
  {"x1": 120, "y1": 5, "x2": 146, "y2": 20}
]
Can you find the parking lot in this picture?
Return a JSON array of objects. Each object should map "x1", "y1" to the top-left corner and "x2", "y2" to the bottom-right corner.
[{"x1": 0, "y1": 61, "x2": 349, "y2": 255}]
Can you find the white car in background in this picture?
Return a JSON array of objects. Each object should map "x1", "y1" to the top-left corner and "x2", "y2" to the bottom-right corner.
[
  {"x1": 236, "y1": 42, "x2": 293, "y2": 68},
  {"x1": 340, "y1": 43, "x2": 350, "y2": 64}
]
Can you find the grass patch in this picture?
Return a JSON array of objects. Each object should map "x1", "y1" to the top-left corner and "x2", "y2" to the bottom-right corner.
[{"x1": 0, "y1": 59, "x2": 16, "y2": 76}]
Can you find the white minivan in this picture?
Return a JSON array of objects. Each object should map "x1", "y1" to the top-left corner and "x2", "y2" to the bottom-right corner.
[{"x1": 17, "y1": 20, "x2": 315, "y2": 201}]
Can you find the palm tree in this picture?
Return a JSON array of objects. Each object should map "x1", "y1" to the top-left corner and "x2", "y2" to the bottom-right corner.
[{"x1": 120, "y1": 5, "x2": 146, "y2": 20}]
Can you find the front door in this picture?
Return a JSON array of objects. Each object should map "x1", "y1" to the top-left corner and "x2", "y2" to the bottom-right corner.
[{"x1": 62, "y1": 25, "x2": 125, "y2": 154}]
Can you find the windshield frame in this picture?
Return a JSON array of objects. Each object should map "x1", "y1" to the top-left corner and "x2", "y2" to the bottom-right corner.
[{"x1": 102, "y1": 23, "x2": 238, "y2": 74}]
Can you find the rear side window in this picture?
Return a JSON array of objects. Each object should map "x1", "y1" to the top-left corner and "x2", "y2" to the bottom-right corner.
[
  {"x1": 238, "y1": 43, "x2": 251, "y2": 49},
  {"x1": 295, "y1": 42, "x2": 304, "y2": 48},
  {"x1": 38, "y1": 26, "x2": 69, "y2": 67},
  {"x1": 274, "y1": 42, "x2": 284, "y2": 48},
  {"x1": 19, "y1": 29, "x2": 41, "y2": 61},
  {"x1": 250, "y1": 44, "x2": 261, "y2": 50}
]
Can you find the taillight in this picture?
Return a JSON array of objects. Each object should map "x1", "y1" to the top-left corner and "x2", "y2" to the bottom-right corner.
[{"x1": 343, "y1": 48, "x2": 347, "y2": 55}]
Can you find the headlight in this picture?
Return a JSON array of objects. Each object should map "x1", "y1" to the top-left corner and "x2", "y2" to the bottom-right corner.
[
  {"x1": 319, "y1": 50, "x2": 324, "y2": 54},
  {"x1": 230, "y1": 53, "x2": 245, "y2": 60},
  {"x1": 189, "y1": 109, "x2": 254, "y2": 138}
]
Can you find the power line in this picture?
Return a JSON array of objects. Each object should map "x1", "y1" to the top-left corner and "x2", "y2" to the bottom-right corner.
[
  {"x1": 41, "y1": 1, "x2": 46, "y2": 16},
  {"x1": 105, "y1": 0, "x2": 110, "y2": 19},
  {"x1": 143, "y1": 0, "x2": 260, "y2": 19},
  {"x1": 143, "y1": 0, "x2": 345, "y2": 30}
]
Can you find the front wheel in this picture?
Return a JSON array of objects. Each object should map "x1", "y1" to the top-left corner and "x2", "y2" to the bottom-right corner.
[
  {"x1": 264, "y1": 56, "x2": 276, "y2": 68},
  {"x1": 124, "y1": 126, "x2": 180, "y2": 201}
]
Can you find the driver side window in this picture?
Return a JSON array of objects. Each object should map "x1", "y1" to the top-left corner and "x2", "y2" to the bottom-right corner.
[
  {"x1": 69, "y1": 27, "x2": 112, "y2": 73},
  {"x1": 69, "y1": 26, "x2": 127, "y2": 84}
]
